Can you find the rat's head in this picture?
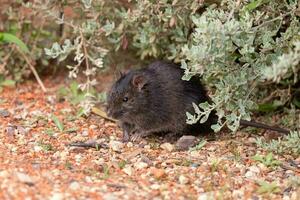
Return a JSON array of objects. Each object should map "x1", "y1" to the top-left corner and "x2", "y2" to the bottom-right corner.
[{"x1": 106, "y1": 70, "x2": 149, "y2": 120}]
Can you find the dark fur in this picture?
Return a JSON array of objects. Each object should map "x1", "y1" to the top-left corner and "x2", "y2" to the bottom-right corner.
[
  {"x1": 106, "y1": 61, "x2": 216, "y2": 141},
  {"x1": 107, "y1": 61, "x2": 290, "y2": 141}
]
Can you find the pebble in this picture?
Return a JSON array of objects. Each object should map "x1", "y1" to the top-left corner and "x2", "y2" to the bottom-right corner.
[
  {"x1": 160, "y1": 143, "x2": 174, "y2": 152},
  {"x1": 150, "y1": 167, "x2": 165, "y2": 179},
  {"x1": 16, "y1": 172, "x2": 35, "y2": 185},
  {"x1": 75, "y1": 154, "x2": 82, "y2": 163},
  {"x1": 102, "y1": 194, "x2": 118, "y2": 200},
  {"x1": 175, "y1": 135, "x2": 198, "y2": 150},
  {"x1": 50, "y1": 193, "x2": 64, "y2": 200},
  {"x1": 150, "y1": 184, "x2": 161, "y2": 190},
  {"x1": 69, "y1": 181, "x2": 80, "y2": 190},
  {"x1": 198, "y1": 192, "x2": 215, "y2": 200},
  {"x1": 17, "y1": 126, "x2": 29, "y2": 135},
  {"x1": 89, "y1": 124, "x2": 98, "y2": 129},
  {"x1": 178, "y1": 175, "x2": 189, "y2": 184},
  {"x1": 81, "y1": 130, "x2": 89, "y2": 137},
  {"x1": 109, "y1": 141, "x2": 124, "y2": 152},
  {"x1": 34, "y1": 145, "x2": 43, "y2": 152},
  {"x1": 0, "y1": 109, "x2": 10, "y2": 117},
  {"x1": 134, "y1": 162, "x2": 148, "y2": 170},
  {"x1": 126, "y1": 142, "x2": 133, "y2": 148},
  {"x1": 245, "y1": 165, "x2": 260, "y2": 179},
  {"x1": 123, "y1": 165, "x2": 133, "y2": 176},
  {"x1": 6, "y1": 126, "x2": 16, "y2": 136}
]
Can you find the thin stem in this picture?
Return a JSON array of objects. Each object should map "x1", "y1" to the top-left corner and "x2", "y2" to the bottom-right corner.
[
  {"x1": 80, "y1": 30, "x2": 91, "y2": 93},
  {"x1": 17, "y1": 48, "x2": 47, "y2": 92},
  {"x1": 252, "y1": 11, "x2": 293, "y2": 30}
]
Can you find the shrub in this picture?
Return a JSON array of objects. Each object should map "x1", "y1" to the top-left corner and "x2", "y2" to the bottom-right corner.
[{"x1": 1, "y1": 0, "x2": 299, "y2": 131}]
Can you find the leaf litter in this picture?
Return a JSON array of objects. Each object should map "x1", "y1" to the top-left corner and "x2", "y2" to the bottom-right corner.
[{"x1": 0, "y1": 79, "x2": 299, "y2": 200}]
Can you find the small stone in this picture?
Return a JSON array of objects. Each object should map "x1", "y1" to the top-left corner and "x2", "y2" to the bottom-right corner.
[
  {"x1": 0, "y1": 109, "x2": 10, "y2": 117},
  {"x1": 89, "y1": 124, "x2": 98, "y2": 129},
  {"x1": 50, "y1": 193, "x2": 64, "y2": 200},
  {"x1": 75, "y1": 154, "x2": 82, "y2": 163},
  {"x1": 150, "y1": 167, "x2": 165, "y2": 179},
  {"x1": 6, "y1": 126, "x2": 16, "y2": 136},
  {"x1": 17, "y1": 126, "x2": 29, "y2": 135},
  {"x1": 134, "y1": 162, "x2": 148, "y2": 170},
  {"x1": 175, "y1": 135, "x2": 198, "y2": 150},
  {"x1": 245, "y1": 166, "x2": 260, "y2": 179},
  {"x1": 144, "y1": 145, "x2": 151, "y2": 149},
  {"x1": 232, "y1": 189, "x2": 244, "y2": 199},
  {"x1": 127, "y1": 142, "x2": 133, "y2": 148},
  {"x1": 150, "y1": 184, "x2": 161, "y2": 190},
  {"x1": 198, "y1": 192, "x2": 215, "y2": 200},
  {"x1": 69, "y1": 181, "x2": 80, "y2": 190},
  {"x1": 0, "y1": 170, "x2": 9, "y2": 178},
  {"x1": 249, "y1": 165, "x2": 260, "y2": 173},
  {"x1": 248, "y1": 137, "x2": 257, "y2": 143},
  {"x1": 34, "y1": 145, "x2": 43, "y2": 152},
  {"x1": 160, "y1": 143, "x2": 174, "y2": 152},
  {"x1": 178, "y1": 175, "x2": 189, "y2": 184},
  {"x1": 102, "y1": 194, "x2": 118, "y2": 200},
  {"x1": 109, "y1": 141, "x2": 124, "y2": 152},
  {"x1": 16, "y1": 172, "x2": 35, "y2": 185},
  {"x1": 81, "y1": 130, "x2": 89, "y2": 137},
  {"x1": 123, "y1": 165, "x2": 133, "y2": 176}
]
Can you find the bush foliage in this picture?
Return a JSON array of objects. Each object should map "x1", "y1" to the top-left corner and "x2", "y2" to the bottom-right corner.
[{"x1": 0, "y1": 0, "x2": 299, "y2": 132}]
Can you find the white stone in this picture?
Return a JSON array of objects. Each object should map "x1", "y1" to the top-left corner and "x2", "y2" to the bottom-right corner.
[
  {"x1": 50, "y1": 193, "x2": 64, "y2": 200},
  {"x1": 123, "y1": 165, "x2": 133, "y2": 176},
  {"x1": 150, "y1": 184, "x2": 161, "y2": 190},
  {"x1": 160, "y1": 143, "x2": 174, "y2": 152},
  {"x1": 16, "y1": 172, "x2": 34, "y2": 184},
  {"x1": 126, "y1": 142, "x2": 133, "y2": 148},
  {"x1": 81, "y1": 130, "x2": 89, "y2": 137},
  {"x1": 109, "y1": 141, "x2": 124, "y2": 152},
  {"x1": 178, "y1": 175, "x2": 189, "y2": 184},
  {"x1": 69, "y1": 181, "x2": 80, "y2": 190},
  {"x1": 134, "y1": 162, "x2": 148, "y2": 170},
  {"x1": 75, "y1": 154, "x2": 82, "y2": 163}
]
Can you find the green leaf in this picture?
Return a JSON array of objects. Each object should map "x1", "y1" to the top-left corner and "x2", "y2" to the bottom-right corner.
[
  {"x1": 257, "y1": 181, "x2": 280, "y2": 194},
  {"x1": 189, "y1": 139, "x2": 207, "y2": 151},
  {"x1": 292, "y1": 97, "x2": 300, "y2": 108},
  {"x1": 257, "y1": 100, "x2": 283, "y2": 112},
  {"x1": 0, "y1": 32, "x2": 30, "y2": 53},
  {"x1": 0, "y1": 79, "x2": 15, "y2": 87},
  {"x1": 51, "y1": 114, "x2": 64, "y2": 131},
  {"x1": 243, "y1": 0, "x2": 270, "y2": 12},
  {"x1": 211, "y1": 124, "x2": 222, "y2": 132}
]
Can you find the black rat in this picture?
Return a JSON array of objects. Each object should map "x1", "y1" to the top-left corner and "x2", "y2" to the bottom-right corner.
[{"x1": 106, "y1": 61, "x2": 290, "y2": 142}]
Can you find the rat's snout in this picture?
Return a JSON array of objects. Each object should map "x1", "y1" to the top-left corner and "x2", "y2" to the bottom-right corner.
[{"x1": 106, "y1": 108, "x2": 112, "y2": 118}]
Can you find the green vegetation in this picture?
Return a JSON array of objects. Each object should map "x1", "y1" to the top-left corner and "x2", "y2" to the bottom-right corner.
[
  {"x1": 0, "y1": 1, "x2": 299, "y2": 147},
  {"x1": 252, "y1": 153, "x2": 281, "y2": 168}
]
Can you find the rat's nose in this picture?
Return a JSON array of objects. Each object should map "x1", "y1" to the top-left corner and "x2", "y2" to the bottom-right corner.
[{"x1": 106, "y1": 109, "x2": 112, "y2": 118}]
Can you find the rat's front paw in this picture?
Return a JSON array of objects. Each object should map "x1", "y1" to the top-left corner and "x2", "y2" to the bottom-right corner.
[
  {"x1": 130, "y1": 132, "x2": 143, "y2": 142},
  {"x1": 122, "y1": 131, "x2": 130, "y2": 142}
]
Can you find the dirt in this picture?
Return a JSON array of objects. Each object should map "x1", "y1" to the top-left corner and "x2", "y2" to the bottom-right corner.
[{"x1": 0, "y1": 77, "x2": 299, "y2": 200}]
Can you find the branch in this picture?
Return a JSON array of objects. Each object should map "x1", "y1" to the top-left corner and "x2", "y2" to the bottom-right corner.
[{"x1": 17, "y1": 48, "x2": 47, "y2": 92}]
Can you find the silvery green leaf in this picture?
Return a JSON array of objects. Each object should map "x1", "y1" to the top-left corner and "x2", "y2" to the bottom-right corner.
[
  {"x1": 81, "y1": 0, "x2": 92, "y2": 9},
  {"x1": 192, "y1": 102, "x2": 201, "y2": 114},
  {"x1": 211, "y1": 124, "x2": 222, "y2": 132}
]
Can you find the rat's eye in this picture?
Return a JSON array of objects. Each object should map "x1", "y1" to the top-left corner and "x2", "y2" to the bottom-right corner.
[{"x1": 123, "y1": 97, "x2": 129, "y2": 102}]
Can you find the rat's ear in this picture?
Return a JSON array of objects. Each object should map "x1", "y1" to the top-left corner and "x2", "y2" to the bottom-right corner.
[
  {"x1": 132, "y1": 74, "x2": 147, "y2": 91},
  {"x1": 114, "y1": 70, "x2": 125, "y2": 80}
]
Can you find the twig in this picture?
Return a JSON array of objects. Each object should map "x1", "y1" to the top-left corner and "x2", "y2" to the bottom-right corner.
[
  {"x1": 0, "y1": 48, "x2": 13, "y2": 72},
  {"x1": 16, "y1": 48, "x2": 47, "y2": 92},
  {"x1": 68, "y1": 142, "x2": 108, "y2": 149},
  {"x1": 252, "y1": 12, "x2": 293, "y2": 30},
  {"x1": 80, "y1": 30, "x2": 91, "y2": 93}
]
